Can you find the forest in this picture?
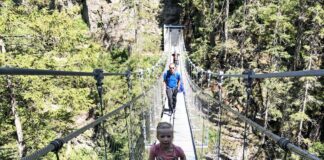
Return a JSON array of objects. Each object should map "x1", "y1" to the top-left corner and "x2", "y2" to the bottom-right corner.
[
  {"x1": 179, "y1": 0, "x2": 323, "y2": 159},
  {"x1": 0, "y1": 0, "x2": 161, "y2": 159},
  {"x1": 0, "y1": 0, "x2": 323, "y2": 159}
]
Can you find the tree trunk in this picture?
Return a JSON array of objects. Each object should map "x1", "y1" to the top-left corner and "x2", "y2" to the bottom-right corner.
[
  {"x1": 297, "y1": 48, "x2": 312, "y2": 145},
  {"x1": 260, "y1": 81, "x2": 269, "y2": 160},
  {"x1": 272, "y1": 4, "x2": 280, "y2": 69},
  {"x1": 210, "y1": 0, "x2": 214, "y2": 14},
  {"x1": 298, "y1": 79, "x2": 308, "y2": 145},
  {"x1": 0, "y1": 38, "x2": 5, "y2": 53},
  {"x1": 239, "y1": 0, "x2": 248, "y2": 69},
  {"x1": 293, "y1": 1, "x2": 305, "y2": 70},
  {"x1": 223, "y1": 0, "x2": 229, "y2": 65},
  {"x1": 7, "y1": 77, "x2": 26, "y2": 157},
  {"x1": 262, "y1": 89, "x2": 269, "y2": 142},
  {"x1": 209, "y1": 0, "x2": 216, "y2": 47}
]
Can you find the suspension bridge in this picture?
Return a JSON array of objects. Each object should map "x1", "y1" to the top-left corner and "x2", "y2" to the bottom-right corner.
[{"x1": 0, "y1": 25, "x2": 323, "y2": 160}]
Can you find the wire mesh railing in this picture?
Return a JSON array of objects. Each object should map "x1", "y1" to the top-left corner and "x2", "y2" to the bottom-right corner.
[
  {"x1": 0, "y1": 54, "x2": 167, "y2": 160},
  {"x1": 182, "y1": 52, "x2": 322, "y2": 160}
]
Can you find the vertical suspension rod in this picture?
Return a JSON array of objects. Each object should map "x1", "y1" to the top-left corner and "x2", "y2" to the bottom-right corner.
[
  {"x1": 216, "y1": 71, "x2": 224, "y2": 160},
  {"x1": 126, "y1": 70, "x2": 135, "y2": 160},
  {"x1": 242, "y1": 70, "x2": 254, "y2": 160},
  {"x1": 139, "y1": 69, "x2": 147, "y2": 144},
  {"x1": 93, "y1": 69, "x2": 107, "y2": 160}
]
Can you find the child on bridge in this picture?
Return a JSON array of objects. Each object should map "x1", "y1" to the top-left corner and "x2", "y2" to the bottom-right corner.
[{"x1": 149, "y1": 122, "x2": 186, "y2": 160}]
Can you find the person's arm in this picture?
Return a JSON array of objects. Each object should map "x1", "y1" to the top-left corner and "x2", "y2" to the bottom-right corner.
[
  {"x1": 177, "y1": 74, "x2": 181, "y2": 90},
  {"x1": 148, "y1": 146, "x2": 155, "y2": 160},
  {"x1": 178, "y1": 147, "x2": 186, "y2": 160},
  {"x1": 163, "y1": 78, "x2": 166, "y2": 88},
  {"x1": 163, "y1": 72, "x2": 167, "y2": 92},
  {"x1": 148, "y1": 152, "x2": 155, "y2": 160}
]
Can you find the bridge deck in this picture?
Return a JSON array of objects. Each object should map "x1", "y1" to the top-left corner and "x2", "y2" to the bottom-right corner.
[
  {"x1": 158, "y1": 58, "x2": 196, "y2": 159},
  {"x1": 160, "y1": 92, "x2": 196, "y2": 160}
]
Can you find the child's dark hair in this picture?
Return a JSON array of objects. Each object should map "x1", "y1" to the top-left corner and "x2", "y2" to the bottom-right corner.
[{"x1": 157, "y1": 122, "x2": 173, "y2": 134}]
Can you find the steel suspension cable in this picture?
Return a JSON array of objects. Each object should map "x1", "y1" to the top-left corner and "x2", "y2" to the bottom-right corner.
[
  {"x1": 93, "y1": 69, "x2": 108, "y2": 160},
  {"x1": 21, "y1": 66, "x2": 166, "y2": 160},
  {"x1": 125, "y1": 70, "x2": 135, "y2": 160},
  {"x1": 216, "y1": 71, "x2": 224, "y2": 160},
  {"x1": 21, "y1": 93, "x2": 144, "y2": 160},
  {"x1": 199, "y1": 70, "x2": 205, "y2": 154},
  {"x1": 184, "y1": 75, "x2": 320, "y2": 160},
  {"x1": 1, "y1": 54, "x2": 167, "y2": 159},
  {"x1": 206, "y1": 71, "x2": 212, "y2": 150},
  {"x1": 242, "y1": 70, "x2": 253, "y2": 160},
  {"x1": 0, "y1": 68, "x2": 126, "y2": 76},
  {"x1": 184, "y1": 54, "x2": 324, "y2": 79},
  {"x1": 182, "y1": 56, "x2": 198, "y2": 159},
  {"x1": 139, "y1": 69, "x2": 147, "y2": 144}
]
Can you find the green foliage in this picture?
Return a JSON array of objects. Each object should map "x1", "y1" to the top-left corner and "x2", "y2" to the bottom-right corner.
[
  {"x1": 0, "y1": 1, "x2": 162, "y2": 159},
  {"x1": 181, "y1": 0, "x2": 323, "y2": 159},
  {"x1": 309, "y1": 142, "x2": 324, "y2": 158},
  {"x1": 289, "y1": 112, "x2": 310, "y2": 122}
]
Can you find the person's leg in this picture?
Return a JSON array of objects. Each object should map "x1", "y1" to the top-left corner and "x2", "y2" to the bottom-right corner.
[
  {"x1": 166, "y1": 88, "x2": 173, "y2": 112},
  {"x1": 172, "y1": 88, "x2": 178, "y2": 110}
]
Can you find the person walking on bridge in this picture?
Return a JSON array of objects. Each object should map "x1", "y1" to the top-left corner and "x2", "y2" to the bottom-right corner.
[
  {"x1": 172, "y1": 52, "x2": 179, "y2": 66},
  {"x1": 163, "y1": 63, "x2": 181, "y2": 113}
]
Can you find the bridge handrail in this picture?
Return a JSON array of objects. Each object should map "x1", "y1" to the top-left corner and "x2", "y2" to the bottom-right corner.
[
  {"x1": 21, "y1": 93, "x2": 144, "y2": 160},
  {"x1": 220, "y1": 101, "x2": 320, "y2": 160},
  {"x1": 20, "y1": 61, "x2": 166, "y2": 159},
  {"x1": 184, "y1": 63, "x2": 320, "y2": 160},
  {"x1": 21, "y1": 68, "x2": 166, "y2": 160},
  {"x1": 0, "y1": 52, "x2": 167, "y2": 160},
  {"x1": 0, "y1": 67, "x2": 127, "y2": 76},
  {"x1": 0, "y1": 52, "x2": 167, "y2": 77},
  {"x1": 199, "y1": 90, "x2": 320, "y2": 160},
  {"x1": 185, "y1": 55, "x2": 324, "y2": 78},
  {"x1": 211, "y1": 69, "x2": 324, "y2": 78}
]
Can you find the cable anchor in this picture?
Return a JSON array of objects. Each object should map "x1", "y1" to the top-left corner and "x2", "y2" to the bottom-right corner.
[
  {"x1": 50, "y1": 138, "x2": 64, "y2": 160},
  {"x1": 93, "y1": 69, "x2": 104, "y2": 96},
  {"x1": 243, "y1": 70, "x2": 254, "y2": 93},
  {"x1": 277, "y1": 137, "x2": 291, "y2": 151},
  {"x1": 126, "y1": 70, "x2": 132, "y2": 90}
]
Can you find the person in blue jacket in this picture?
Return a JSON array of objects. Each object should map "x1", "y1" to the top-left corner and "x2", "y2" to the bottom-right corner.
[{"x1": 163, "y1": 63, "x2": 181, "y2": 113}]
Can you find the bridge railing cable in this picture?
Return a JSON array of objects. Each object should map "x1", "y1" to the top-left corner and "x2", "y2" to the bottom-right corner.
[
  {"x1": 19, "y1": 69, "x2": 165, "y2": 159},
  {"x1": 184, "y1": 53, "x2": 321, "y2": 160},
  {"x1": 182, "y1": 55, "x2": 212, "y2": 159},
  {"x1": 185, "y1": 56, "x2": 324, "y2": 79},
  {"x1": 1, "y1": 54, "x2": 167, "y2": 159},
  {"x1": 0, "y1": 68, "x2": 127, "y2": 76},
  {"x1": 21, "y1": 93, "x2": 144, "y2": 160}
]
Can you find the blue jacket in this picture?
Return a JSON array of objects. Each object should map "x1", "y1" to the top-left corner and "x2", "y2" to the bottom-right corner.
[{"x1": 163, "y1": 71, "x2": 181, "y2": 89}]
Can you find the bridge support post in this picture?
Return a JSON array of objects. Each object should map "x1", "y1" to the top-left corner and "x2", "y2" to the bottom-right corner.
[
  {"x1": 216, "y1": 71, "x2": 224, "y2": 160},
  {"x1": 242, "y1": 70, "x2": 254, "y2": 160},
  {"x1": 125, "y1": 70, "x2": 135, "y2": 160},
  {"x1": 93, "y1": 69, "x2": 107, "y2": 160},
  {"x1": 139, "y1": 69, "x2": 148, "y2": 145}
]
